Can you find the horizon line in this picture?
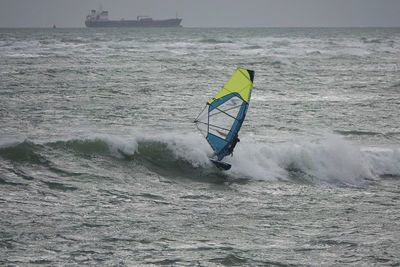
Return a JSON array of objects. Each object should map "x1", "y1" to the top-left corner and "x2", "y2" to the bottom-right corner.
[{"x1": 1, "y1": 25, "x2": 400, "y2": 29}]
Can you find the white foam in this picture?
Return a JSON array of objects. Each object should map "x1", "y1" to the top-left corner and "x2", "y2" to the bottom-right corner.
[
  {"x1": 91, "y1": 131, "x2": 400, "y2": 185},
  {"x1": 236, "y1": 134, "x2": 400, "y2": 185},
  {"x1": 149, "y1": 132, "x2": 400, "y2": 184},
  {"x1": 12, "y1": 130, "x2": 398, "y2": 186},
  {"x1": 362, "y1": 146, "x2": 400, "y2": 177}
]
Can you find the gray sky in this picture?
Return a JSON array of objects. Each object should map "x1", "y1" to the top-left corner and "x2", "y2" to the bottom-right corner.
[{"x1": 0, "y1": 0, "x2": 399, "y2": 28}]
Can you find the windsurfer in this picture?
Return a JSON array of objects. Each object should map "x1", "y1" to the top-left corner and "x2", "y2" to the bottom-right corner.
[
  {"x1": 194, "y1": 68, "x2": 254, "y2": 166},
  {"x1": 227, "y1": 135, "x2": 240, "y2": 156}
]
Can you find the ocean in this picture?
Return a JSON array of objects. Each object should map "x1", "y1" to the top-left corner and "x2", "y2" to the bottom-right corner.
[{"x1": 1, "y1": 27, "x2": 399, "y2": 266}]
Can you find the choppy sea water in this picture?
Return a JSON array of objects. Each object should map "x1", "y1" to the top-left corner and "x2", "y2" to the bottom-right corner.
[{"x1": 1, "y1": 27, "x2": 400, "y2": 266}]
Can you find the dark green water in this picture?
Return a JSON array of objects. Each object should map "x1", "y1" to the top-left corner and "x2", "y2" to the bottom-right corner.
[{"x1": 1, "y1": 28, "x2": 400, "y2": 265}]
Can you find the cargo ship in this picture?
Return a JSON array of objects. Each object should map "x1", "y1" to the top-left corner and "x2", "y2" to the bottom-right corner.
[{"x1": 85, "y1": 9, "x2": 182, "y2": 28}]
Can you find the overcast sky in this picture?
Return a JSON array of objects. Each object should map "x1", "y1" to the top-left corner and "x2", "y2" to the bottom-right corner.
[{"x1": 0, "y1": 0, "x2": 399, "y2": 28}]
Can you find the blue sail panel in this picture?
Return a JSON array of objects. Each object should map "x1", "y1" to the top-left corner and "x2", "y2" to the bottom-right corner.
[
  {"x1": 206, "y1": 133, "x2": 229, "y2": 155},
  {"x1": 226, "y1": 101, "x2": 248, "y2": 142},
  {"x1": 213, "y1": 101, "x2": 249, "y2": 160},
  {"x1": 202, "y1": 93, "x2": 249, "y2": 161}
]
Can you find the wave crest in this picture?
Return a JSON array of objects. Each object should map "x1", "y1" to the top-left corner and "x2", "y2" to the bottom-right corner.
[{"x1": 1, "y1": 133, "x2": 399, "y2": 186}]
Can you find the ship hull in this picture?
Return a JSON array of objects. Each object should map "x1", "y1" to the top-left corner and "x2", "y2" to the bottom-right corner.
[{"x1": 85, "y1": 18, "x2": 182, "y2": 28}]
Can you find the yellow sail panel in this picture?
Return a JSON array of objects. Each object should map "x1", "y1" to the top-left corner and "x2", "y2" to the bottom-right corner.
[{"x1": 208, "y1": 68, "x2": 253, "y2": 104}]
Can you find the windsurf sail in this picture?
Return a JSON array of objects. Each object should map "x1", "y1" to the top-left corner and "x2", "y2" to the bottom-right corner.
[{"x1": 194, "y1": 68, "x2": 255, "y2": 161}]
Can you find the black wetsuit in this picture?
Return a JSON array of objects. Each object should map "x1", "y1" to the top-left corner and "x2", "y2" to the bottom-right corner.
[{"x1": 226, "y1": 136, "x2": 240, "y2": 156}]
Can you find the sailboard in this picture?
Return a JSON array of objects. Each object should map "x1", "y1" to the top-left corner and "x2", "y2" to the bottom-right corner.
[{"x1": 194, "y1": 68, "x2": 255, "y2": 170}]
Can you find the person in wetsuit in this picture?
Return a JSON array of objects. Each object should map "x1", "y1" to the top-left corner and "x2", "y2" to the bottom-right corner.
[{"x1": 226, "y1": 134, "x2": 240, "y2": 156}]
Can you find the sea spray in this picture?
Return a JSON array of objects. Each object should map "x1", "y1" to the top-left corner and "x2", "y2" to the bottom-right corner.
[{"x1": 3, "y1": 132, "x2": 398, "y2": 186}]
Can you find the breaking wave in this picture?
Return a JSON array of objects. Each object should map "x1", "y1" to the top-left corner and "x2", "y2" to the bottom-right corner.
[{"x1": 1, "y1": 132, "x2": 399, "y2": 186}]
